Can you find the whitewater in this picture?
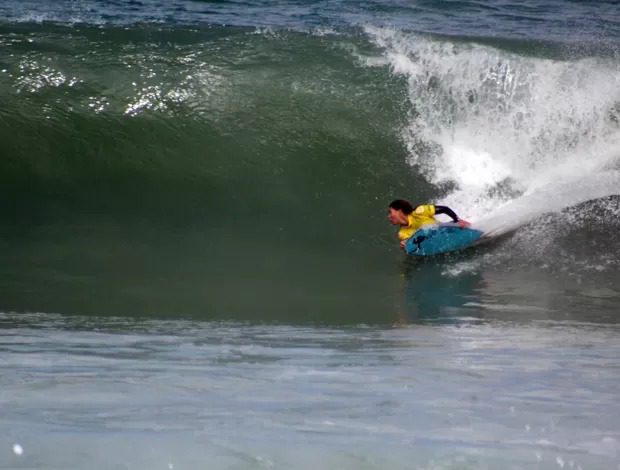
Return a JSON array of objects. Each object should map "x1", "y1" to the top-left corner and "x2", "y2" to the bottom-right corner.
[{"x1": 362, "y1": 26, "x2": 620, "y2": 237}]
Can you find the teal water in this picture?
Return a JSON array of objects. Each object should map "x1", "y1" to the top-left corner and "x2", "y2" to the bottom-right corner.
[
  {"x1": 1, "y1": 1, "x2": 619, "y2": 468},
  {"x1": 2, "y1": 313, "x2": 619, "y2": 469}
]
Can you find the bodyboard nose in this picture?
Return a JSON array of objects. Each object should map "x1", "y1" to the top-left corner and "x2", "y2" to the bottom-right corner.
[{"x1": 405, "y1": 223, "x2": 484, "y2": 256}]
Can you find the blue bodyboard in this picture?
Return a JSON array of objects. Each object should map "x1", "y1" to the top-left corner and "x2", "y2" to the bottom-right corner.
[{"x1": 404, "y1": 223, "x2": 483, "y2": 256}]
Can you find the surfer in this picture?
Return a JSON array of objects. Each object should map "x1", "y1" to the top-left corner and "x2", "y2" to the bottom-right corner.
[{"x1": 388, "y1": 199, "x2": 470, "y2": 250}]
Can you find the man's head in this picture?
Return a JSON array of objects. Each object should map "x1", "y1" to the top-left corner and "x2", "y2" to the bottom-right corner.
[{"x1": 388, "y1": 199, "x2": 413, "y2": 226}]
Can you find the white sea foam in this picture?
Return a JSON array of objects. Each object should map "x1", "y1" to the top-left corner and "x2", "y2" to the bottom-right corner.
[{"x1": 365, "y1": 26, "x2": 620, "y2": 234}]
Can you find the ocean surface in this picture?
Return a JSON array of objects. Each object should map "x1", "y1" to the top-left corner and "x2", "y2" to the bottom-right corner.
[{"x1": 1, "y1": 1, "x2": 619, "y2": 468}]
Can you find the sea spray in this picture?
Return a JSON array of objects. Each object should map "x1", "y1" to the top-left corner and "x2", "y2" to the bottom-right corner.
[{"x1": 364, "y1": 26, "x2": 620, "y2": 229}]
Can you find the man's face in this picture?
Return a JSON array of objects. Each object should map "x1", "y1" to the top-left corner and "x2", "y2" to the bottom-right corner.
[{"x1": 388, "y1": 207, "x2": 407, "y2": 226}]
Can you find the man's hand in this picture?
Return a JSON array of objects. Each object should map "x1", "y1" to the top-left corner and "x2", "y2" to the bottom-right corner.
[
  {"x1": 399, "y1": 239, "x2": 406, "y2": 250},
  {"x1": 457, "y1": 219, "x2": 471, "y2": 228}
]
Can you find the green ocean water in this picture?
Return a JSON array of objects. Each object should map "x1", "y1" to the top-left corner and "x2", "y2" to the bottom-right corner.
[
  {"x1": 0, "y1": 23, "x2": 417, "y2": 320},
  {"x1": 2, "y1": 20, "x2": 618, "y2": 322}
]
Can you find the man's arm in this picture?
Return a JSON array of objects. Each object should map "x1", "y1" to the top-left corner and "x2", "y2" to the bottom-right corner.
[
  {"x1": 435, "y1": 205, "x2": 471, "y2": 227},
  {"x1": 434, "y1": 205, "x2": 459, "y2": 222}
]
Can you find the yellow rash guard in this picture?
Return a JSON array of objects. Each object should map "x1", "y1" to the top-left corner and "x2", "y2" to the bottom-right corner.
[{"x1": 398, "y1": 204, "x2": 437, "y2": 241}]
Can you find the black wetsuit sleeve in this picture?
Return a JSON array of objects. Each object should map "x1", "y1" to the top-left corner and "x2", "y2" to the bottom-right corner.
[{"x1": 434, "y1": 205, "x2": 459, "y2": 222}]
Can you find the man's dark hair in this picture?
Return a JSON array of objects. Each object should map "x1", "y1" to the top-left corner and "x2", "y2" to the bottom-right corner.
[{"x1": 389, "y1": 199, "x2": 414, "y2": 214}]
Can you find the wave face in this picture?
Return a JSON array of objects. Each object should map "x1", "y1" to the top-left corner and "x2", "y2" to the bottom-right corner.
[
  {"x1": 0, "y1": 22, "x2": 413, "y2": 227},
  {"x1": 0, "y1": 2, "x2": 619, "y2": 319}
]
